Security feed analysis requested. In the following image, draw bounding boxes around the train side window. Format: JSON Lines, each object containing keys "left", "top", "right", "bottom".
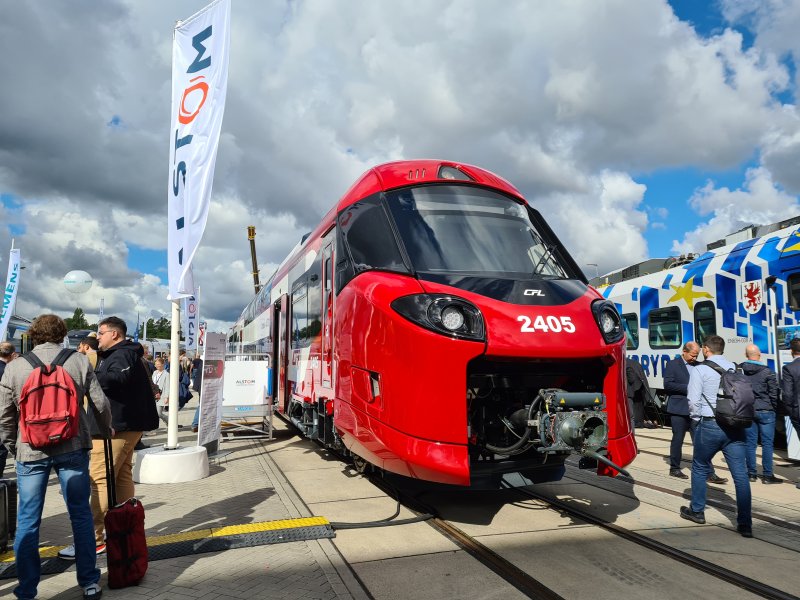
{"left": 788, "top": 274, "right": 800, "bottom": 311}
{"left": 339, "top": 198, "right": 409, "bottom": 276}
{"left": 292, "top": 283, "right": 308, "bottom": 349}
{"left": 622, "top": 313, "right": 638, "bottom": 350}
{"left": 693, "top": 301, "right": 716, "bottom": 346}
{"left": 648, "top": 307, "right": 681, "bottom": 349}
{"left": 307, "top": 255, "right": 322, "bottom": 342}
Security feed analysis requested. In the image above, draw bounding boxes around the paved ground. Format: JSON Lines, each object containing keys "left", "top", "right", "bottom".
{"left": 0, "top": 396, "right": 370, "bottom": 600}
{"left": 2, "top": 402, "right": 799, "bottom": 600}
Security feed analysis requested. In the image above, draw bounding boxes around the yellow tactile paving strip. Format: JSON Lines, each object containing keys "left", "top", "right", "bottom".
{"left": 0, "top": 516, "right": 331, "bottom": 563}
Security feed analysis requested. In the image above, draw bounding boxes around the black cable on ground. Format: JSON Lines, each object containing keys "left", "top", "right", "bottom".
{"left": 328, "top": 480, "right": 434, "bottom": 530}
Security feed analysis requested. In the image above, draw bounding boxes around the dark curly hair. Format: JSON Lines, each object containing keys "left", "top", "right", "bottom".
{"left": 29, "top": 314, "right": 68, "bottom": 345}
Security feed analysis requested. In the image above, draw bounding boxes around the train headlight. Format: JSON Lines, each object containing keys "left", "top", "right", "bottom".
{"left": 440, "top": 306, "right": 465, "bottom": 331}
{"left": 591, "top": 299, "right": 623, "bottom": 344}
{"left": 391, "top": 294, "right": 485, "bottom": 341}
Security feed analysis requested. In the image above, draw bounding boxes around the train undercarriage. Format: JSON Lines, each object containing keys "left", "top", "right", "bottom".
{"left": 282, "top": 355, "right": 629, "bottom": 486}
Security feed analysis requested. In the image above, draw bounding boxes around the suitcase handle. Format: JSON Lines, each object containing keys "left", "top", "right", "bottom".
{"left": 103, "top": 437, "right": 117, "bottom": 507}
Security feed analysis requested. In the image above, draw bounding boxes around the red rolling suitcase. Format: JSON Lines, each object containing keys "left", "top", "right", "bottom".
{"left": 103, "top": 438, "right": 148, "bottom": 588}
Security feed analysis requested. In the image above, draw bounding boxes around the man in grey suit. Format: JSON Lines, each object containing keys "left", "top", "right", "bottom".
{"left": 781, "top": 337, "right": 800, "bottom": 489}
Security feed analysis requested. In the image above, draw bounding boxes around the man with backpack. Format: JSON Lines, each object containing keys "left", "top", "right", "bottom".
{"left": 741, "top": 344, "right": 782, "bottom": 484}
{"left": 679, "top": 334, "right": 753, "bottom": 538}
{"left": 0, "top": 314, "right": 112, "bottom": 600}
{"left": 58, "top": 316, "right": 158, "bottom": 562}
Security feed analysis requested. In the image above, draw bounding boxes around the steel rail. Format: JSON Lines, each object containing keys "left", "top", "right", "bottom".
{"left": 368, "top": 474, "right": 566, "bottom": 600}
{"left": 512, "top": 485, "right": 800, "bottom": 600}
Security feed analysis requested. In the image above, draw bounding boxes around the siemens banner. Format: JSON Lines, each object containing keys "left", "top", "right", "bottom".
{"left": 167, "top": 0, "right": 230, "bottom": 299}
{"left": 0, "top": 248, "right": 20, "bottom": 342}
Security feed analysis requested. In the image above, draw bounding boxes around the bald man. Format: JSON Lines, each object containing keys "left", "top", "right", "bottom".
{"left": 740, "top": 344, "right": 782, "bottom": 484}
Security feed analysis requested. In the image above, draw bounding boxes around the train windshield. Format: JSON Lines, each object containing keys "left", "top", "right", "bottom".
{"left": 385, "top": 185, "right": 568, "bottom": 278}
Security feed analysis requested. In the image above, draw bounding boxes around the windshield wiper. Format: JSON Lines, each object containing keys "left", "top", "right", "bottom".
{"left": 532, "top": 244, "right": 557, "bottom": 275}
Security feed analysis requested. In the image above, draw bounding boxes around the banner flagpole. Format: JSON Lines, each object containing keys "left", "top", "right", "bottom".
{"left": 165, "top": 0, "right": 230, "bottom": 451}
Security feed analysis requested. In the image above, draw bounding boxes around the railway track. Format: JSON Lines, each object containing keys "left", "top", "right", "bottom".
{"left": 365, "top": 469, "right": 800, "bottom": 600}
{"left": 510, "top": 485, "right": 799, "bottom": 600}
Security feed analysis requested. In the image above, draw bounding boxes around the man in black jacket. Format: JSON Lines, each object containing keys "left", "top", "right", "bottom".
{"left": 59, "top": 316, "right": 159, "bottom": 560}
{"left": 626, "top": 358, "right": 653, "bottom": 428}
{"left": 663, "top": 342, "right": 699, "bottom": 478}
{"left": 782, "top": 338, "right": 800, "bottom": 489}
{"left": 741, "top": 344, "right": 781, "bottom": 484}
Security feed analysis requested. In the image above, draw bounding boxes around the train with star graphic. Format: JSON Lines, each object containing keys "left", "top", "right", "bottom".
{"left": 597, "top": 216, "right": 800, "bottom": 395}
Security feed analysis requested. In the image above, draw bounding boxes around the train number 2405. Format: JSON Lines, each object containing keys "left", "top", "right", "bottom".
{"left": 517, "top": 315, "right": 576, "bottom": 333}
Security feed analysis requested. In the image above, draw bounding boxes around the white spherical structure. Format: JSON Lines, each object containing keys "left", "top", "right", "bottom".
{"left": 63, "top": 270, "right": 93, "bottom": 294}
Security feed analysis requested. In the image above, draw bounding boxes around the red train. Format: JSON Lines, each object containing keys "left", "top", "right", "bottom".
{"left": 229, "top": 160, "right": 636, "bottom": 486}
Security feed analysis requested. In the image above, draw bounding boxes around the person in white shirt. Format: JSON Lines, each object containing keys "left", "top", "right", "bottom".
{"left": 679, "top": 335, "right": 752, "bottom": 538}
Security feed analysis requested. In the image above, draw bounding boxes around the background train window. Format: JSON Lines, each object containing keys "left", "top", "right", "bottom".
{"left": 648, "top": 307, "right": 681, "bottom": 349}
{"left": 306, "top": 256, "right": 322, "bottom": 342}
{"left": 292, "top": 283, "right": 309, "bottom": 348}
{"left": 622, "top": 313, "right": 638, "bottom": 350}
{"left": 788, "top": 273, "right": 800, "bottom": 310}
{"left": 693, "top": 301, "right": 716, "bottom": 345}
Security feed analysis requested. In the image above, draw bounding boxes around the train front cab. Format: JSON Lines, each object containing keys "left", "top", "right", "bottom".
{"left": 323, "top": 174, "right": 636, "bottom": 486}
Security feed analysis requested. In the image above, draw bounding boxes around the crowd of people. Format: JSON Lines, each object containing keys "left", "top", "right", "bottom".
{"left": 0, "top": 314, "right": 203, "bottom": 600}
{"left": 653, "top": 335, "right": 800, "bottom": 539}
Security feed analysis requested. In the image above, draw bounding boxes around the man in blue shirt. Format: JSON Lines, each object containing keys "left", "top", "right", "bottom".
{"left": 680, "top": 335, "right": 752, "bottom": 538}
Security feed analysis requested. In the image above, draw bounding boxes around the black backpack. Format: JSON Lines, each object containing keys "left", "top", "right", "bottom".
{"left": 701, "top": 361, "right": 755, "bottom": 428}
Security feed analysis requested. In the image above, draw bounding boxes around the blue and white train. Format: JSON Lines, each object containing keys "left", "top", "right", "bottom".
{"left": 597, "top": 216, "right": 800, "bottom": 394}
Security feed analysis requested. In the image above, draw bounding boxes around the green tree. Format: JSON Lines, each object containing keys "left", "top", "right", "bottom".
{"left": 139, "top": 317, "right": 178, "bottom": 339}
{"left": 65, "top": 308, "right": 92, "bottom": 331}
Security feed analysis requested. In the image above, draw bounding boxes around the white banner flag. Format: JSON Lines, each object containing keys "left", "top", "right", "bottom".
{"left": 167, "top": 0, "right": 230, "bottom": 300}
{"left": 184, "top": 294, "right": 198, "bottom": 352}
{"left": 0, "top": 248, "right": 20, "bottom": 342}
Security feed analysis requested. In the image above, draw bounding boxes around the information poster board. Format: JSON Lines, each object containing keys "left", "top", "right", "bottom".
{"left": 197, "top": 332, "right": 226, "bottom": 450}
{"left": 221, "top": 360, "right": 270, "bottom": 419}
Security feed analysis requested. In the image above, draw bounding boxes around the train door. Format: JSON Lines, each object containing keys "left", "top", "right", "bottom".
{"left": 321, "top": 239, "right": 335, "bottom": 390}
{"left": 274, "top": 293, "right": 291, "bottom": 413}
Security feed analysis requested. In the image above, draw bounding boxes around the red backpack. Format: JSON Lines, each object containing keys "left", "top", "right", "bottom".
{"left": 19, "top": 349, "right": 80, "bottom": 448}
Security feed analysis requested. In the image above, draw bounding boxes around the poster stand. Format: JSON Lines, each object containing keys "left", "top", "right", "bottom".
{"left": 219, "top": 354, "right": 274, "bottom": 442}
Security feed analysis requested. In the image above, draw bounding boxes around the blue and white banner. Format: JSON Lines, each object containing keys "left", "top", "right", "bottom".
{"left": 167, "top": 0, "right": 231, "bottom": 300}
{"left": 183, "top": 294, "right": 198, "bottom": 352}
{"left": 0, "top": 248, "right": 20, "bottom": 342}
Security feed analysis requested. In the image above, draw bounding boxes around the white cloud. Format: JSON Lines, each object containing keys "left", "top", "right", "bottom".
{"left": 672, "top": 166, "right": 800, "bottom": 254}
{"left": 1, "top": 0, "right": 799, "bottom": 333}
{"left": 538, "top": 170, "right": 650, "bottom": 274}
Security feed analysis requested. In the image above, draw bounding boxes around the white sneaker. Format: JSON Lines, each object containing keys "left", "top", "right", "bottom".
{"left": 57, "top": 543, "right": 107, "bottom": 560}
{"left": 83, "top": 582, "right": 103, "bottom": 599}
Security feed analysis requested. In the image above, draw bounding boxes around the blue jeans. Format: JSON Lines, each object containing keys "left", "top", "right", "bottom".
{"left": 690, "top": 419, "right": 751, "bottom": 527}
{"left": 745, "top": 410, "right": 776, "bottom": 477}
{"left": 14, "top": 449, "right": 99, "bottom": 599}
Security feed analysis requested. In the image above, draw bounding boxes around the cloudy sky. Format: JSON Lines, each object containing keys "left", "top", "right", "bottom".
{"left": 2, "top": 0, "right": 800, "bottom": 335}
